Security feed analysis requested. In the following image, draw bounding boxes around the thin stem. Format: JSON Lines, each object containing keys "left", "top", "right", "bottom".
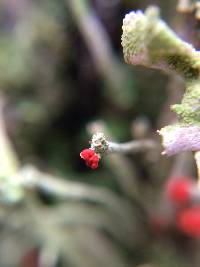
{"left": 66, "top": 0, "right": 133, "bottom": 107}
{"left": 90, "top": 131, "right": 157, "bottom": 156}
{"left": 108, "top": 140, "right": 156, "bottom": 154}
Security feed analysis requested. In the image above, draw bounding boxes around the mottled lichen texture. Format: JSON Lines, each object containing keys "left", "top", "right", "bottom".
{"left": 121, "top": 6, "right": 200, "bottom": 156}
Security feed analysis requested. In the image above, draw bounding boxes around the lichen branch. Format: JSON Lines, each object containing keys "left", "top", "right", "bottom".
{"left": 121, "top": 6, "right": 200, "bottom": 158}
{"left": 89, "top": 132, "right": 156, "bottom": 157}
{"left": 80, "top": 132, "right": 156, "bottom": 169}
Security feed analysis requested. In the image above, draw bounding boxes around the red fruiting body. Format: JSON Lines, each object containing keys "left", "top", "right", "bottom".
{"left": 86, "top": 154, "right": 99, "bottom": 169}
{"left": 165, "top": 176, "right": 194, "bottom": 204}
{"left": 80, "top": 149, "right": 95, "bottom": 160}
{"left": 177, "top": 206, "right": 200, "bottom": 238}
{"left": 80, "top": 149, "right": 99, "bottom": 169}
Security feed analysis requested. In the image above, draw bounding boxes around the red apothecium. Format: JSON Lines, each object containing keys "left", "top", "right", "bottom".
{"left": 80, "top": 149, "right": 99, "bottom": 170}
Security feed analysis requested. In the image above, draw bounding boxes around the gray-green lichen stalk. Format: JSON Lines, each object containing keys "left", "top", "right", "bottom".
{"left": 90, "top": 132, "right": 109, "bottom": 158}
{"left": 122, "top": 6, "right": 200, "bottom": 156}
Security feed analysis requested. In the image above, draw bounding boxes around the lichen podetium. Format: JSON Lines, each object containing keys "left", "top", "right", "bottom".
{"left": 122, "top": 6, "right": 200, "bottom": 183}
{"left": 122, "top": 7, "right": 200, "bottom": 155}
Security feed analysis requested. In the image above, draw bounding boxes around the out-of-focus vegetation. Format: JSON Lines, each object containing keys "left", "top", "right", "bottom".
{"left": 0, "top": 0, "right": 200, "bottom": 267}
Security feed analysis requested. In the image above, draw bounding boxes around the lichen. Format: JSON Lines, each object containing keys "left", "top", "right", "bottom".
{"left": 121, "top": 6, "right": 200, "bottom": 155}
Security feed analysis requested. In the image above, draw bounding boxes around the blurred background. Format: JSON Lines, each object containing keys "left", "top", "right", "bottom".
{"left": 0, "top": 0, "right": 200, "bottom": 266}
